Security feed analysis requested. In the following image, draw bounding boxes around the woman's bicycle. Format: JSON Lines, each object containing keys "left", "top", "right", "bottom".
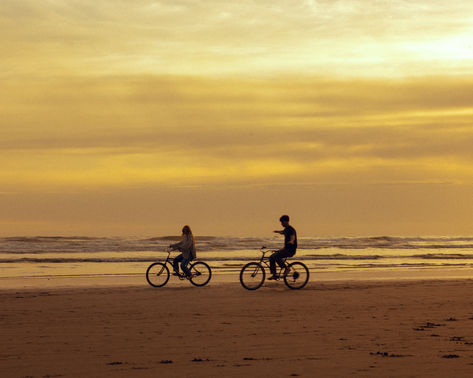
{"left": 240, "top": 246, "right": 309, "bottom": 290}
{"left": 146, "top": 249, "right": 212, "bottom": 288}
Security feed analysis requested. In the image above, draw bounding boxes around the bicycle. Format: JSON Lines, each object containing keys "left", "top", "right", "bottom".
{"left": 240, "top": 246, "right": 309, "bottom": 290}
{"left": 146, "top": 249, "right": 212, "bottom": 288}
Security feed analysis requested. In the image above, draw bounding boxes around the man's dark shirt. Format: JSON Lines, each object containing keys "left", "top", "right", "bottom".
{"left": 284, "top": 225, "right": 297, "bottom": 250}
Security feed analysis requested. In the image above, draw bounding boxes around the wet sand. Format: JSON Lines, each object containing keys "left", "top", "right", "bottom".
{"left": 2, "top": 279, "right": 473, "bottom": 377}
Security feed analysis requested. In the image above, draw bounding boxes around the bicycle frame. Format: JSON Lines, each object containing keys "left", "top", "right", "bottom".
{"left": 161, "top": 250, "right": 174, "bottom": 266}
{"left": 159, "top": 250, "right": 196, "bottom": 279}
{"left": 257, "top": 247, "right": 288, "bottom": 278}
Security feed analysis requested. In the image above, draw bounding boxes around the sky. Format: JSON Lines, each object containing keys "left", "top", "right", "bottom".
{"left": 1, "top": 0, "right": 473, "bottom": 237}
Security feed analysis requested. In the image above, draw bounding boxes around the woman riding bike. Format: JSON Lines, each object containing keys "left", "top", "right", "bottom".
{"left": 169, "top": 225, "right": 196, "bottom": 277}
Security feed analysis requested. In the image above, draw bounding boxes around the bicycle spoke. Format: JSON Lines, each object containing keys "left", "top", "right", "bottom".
{"left": 283, "top": 262, "right": 309, "bottom": 290}
{"left": 240, "top": 262, "right": 265, "bottom": 290}
{"left": 146, "top": 263, "right": 170, "bottom": 288}
{"left": 189, "top": 262, "right": 212, "bottom": 286}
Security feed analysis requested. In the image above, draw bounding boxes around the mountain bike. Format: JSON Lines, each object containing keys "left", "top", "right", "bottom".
{"left": 240, "top": 246, "right": 309, "bottom": 290}
{"left": 146, "top": 249, "right": 212, "bottom": 288}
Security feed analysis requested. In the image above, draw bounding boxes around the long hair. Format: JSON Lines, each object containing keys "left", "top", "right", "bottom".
{"left": 182, "top": 225, "right": 195, "bottom": 247}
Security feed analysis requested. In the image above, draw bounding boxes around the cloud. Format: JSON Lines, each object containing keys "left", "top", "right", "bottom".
{"left": 2, "top": 0, "right": 473, "bottom": 77}
{"left": 2, "top": 73, "right": 473, "bottom": 191}
{"left": 2, "top": 2, "right": 473, "bottom": 188}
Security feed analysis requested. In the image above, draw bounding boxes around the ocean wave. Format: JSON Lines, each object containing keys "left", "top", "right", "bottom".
{"left": 146, "top": 236, "right": 182, "bottom": 241}
{"left": 0, "top": 257, "right": 159, "bottom": 263}
{"left": 2, "top": 235, "right": 473, "bottom": 254}
{"left": 306, "top": 254, "right": 383, "bottom": 260}
{"left": 346, "top": 262, "right": 470, "bottom": 268}
{"left": 3, "top": 252, "right": 473, "bottom": 264}
{"left": 3, "top": 236, "right": 105, "bottom": 242}
{"left": 415, "top": 253, "right": 473, "bottom": 259}
{"left": 146, "top": 235, "right": 218, "bottom": 241}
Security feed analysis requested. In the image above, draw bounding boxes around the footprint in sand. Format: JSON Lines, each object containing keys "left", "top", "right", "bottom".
{"left": 413, "top": 322, "right": 445, "bottom": 331}
{"left": 442, "top": 354, "right": 460, "bottom": 359}
{"left": 370, "top": 351, "right": 411, "bottom": 358}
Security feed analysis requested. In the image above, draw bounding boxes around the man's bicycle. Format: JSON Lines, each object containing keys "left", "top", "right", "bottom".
{"left": 146, "top": 249, "right": 212, "bottom": 288}
{"left": 240, "top": 246, "right": 309, "bottom": 290}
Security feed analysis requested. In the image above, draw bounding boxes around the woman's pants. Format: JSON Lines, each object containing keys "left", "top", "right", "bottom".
{"left": 173, "top": 253, "right": 192, "bottom": 276}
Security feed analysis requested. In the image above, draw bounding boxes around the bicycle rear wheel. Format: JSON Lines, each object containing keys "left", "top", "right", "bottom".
{"left": 283, "top": 262, "right": 309, "bottom": 290}
{"left": 146, "top": 262, "right": 170, "bottom": 288}
{"left": 189, "top": 262, "right": 212, "bottom": 287}
{"left": 240, "top": 262, "right": 265, "bottom": 290}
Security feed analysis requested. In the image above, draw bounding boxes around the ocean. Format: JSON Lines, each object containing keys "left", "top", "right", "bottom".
{"left": 2, "top": 236, "right": 473, "bottom": 281}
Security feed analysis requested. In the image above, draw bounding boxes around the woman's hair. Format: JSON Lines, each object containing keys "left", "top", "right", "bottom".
{"left": 182, "top": 225, "right": 195, "bottom": 247}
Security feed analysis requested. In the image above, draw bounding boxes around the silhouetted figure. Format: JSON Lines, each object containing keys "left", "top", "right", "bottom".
{"left": 170, "top": 225, "right": 196, "bottom": 277}
{"left": 269, "top": 215, "right": 297, "bottom": 280}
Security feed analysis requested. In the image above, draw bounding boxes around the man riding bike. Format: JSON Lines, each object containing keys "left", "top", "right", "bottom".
{"left": 268, "top": 215, "right": 297, "bottom": 280}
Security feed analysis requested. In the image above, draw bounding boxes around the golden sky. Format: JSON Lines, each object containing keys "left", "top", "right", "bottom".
{"left": 1, "top": 0, "right": 473, "bottom": 236}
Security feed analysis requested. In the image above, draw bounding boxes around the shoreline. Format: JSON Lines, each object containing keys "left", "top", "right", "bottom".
{"left": 1, "top": 267, "right": 473, "bottom": 290}
{"left": 0, "top": 276, "right": 472, "bottom": 295}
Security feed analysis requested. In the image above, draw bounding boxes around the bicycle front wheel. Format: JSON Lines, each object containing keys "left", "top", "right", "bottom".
{"left": 240, "top": 262, "right": 265, "bottom": 290}
{"left": 283, "top": 262, "right": 309, "bottom": 290}
{"left": 146, "top": 262, "right": 170, "bottom": 288}
{"left": 189, "top": 262, "right": 212, "bottom": 287}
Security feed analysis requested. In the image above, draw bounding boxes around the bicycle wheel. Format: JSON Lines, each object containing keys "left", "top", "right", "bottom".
{"left": 283, "top": 262, "right": 309, "bottom": 290}
{"left": 146, "top": 262, "right": 170, "bottom": 288}
{"left": 189, "top": 262, "right": 212, "bottom": 287}
{"left": 240, "top": 262, "right": 265, "bottom": 290}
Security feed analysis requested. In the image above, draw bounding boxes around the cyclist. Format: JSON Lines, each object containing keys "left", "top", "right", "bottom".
{"left": 169, "top": 225, "right": 196, "bottom": 277}
{"left": 268, "top": 215, "right": 297, "bottom": 280}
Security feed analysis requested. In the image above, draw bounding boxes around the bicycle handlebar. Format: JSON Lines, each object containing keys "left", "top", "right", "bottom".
{"left": 260, "top": 246, "right": 277, "bottom": 255}
{"left": 165, "top": 247, "right": 175, "bottom": 254}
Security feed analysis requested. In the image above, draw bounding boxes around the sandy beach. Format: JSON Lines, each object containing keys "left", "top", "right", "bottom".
{"left": 1, "top": 278, "right": 473, "bottom": 377}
